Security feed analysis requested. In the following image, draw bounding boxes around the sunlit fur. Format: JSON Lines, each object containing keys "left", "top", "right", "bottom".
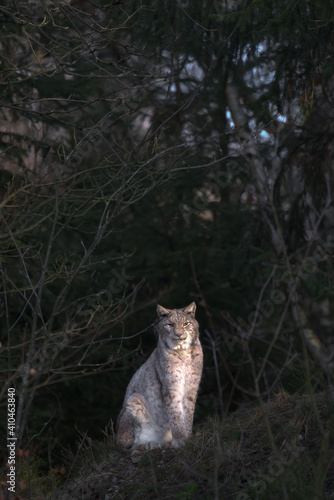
{"left": 116, "top": 302, "right": 203, "bottom": 451}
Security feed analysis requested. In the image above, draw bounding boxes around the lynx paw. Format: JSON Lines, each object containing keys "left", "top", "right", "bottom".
{"left": 145, "top": 441, "right": 162, "bottom": 450}
{"left": 170, "top": 438, "right": 185, "bottom": 448}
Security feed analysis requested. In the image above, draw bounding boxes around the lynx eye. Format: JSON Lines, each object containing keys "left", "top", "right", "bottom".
{"left": 166, "top": 323, "right": 174, "bottom": 328}
{"left": 183, "top": 322, "right": 190, "bottom": 326}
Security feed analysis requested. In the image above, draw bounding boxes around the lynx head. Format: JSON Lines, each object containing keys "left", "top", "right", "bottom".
{"left": 155, "top": 302, "right": 199, "bottom": 350}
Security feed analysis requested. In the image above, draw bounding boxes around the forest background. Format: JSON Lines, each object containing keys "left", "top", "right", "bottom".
{"left": 1, "top": 0, "right": 334, "bottom": 481}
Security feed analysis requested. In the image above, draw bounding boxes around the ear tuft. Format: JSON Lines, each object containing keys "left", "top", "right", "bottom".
{"left": 183, "top": 302, "right": 196, "bottom": 317}
{"left": 157, "top": 304, "right": 171, "bottom": 318}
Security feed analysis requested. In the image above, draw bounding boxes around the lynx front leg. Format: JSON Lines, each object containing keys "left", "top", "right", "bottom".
{"left": 163, "top": 391, "right": 188, "bottom": 447}
{"left": 183, "top": 381, "right": 201, "bottom": 436}
{"left": 183, "top": 348, "right": 203, "bottom": 437}
{"left": 182, "top": 395, "right": 195, "bottom": 436}
{"left": 164, "top": 375, "right": 201, "bottom": 446}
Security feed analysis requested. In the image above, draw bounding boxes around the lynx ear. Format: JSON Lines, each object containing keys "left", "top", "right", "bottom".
{"left": 183, "top": 302, "right": 196, "bottom": 317}
{"left": 157, "top": 304, "right": 171, "bottom": 318}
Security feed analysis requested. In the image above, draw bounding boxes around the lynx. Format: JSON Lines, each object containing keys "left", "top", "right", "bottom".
{"left": 116, "top": 302, "right": 203, "bottom": 450}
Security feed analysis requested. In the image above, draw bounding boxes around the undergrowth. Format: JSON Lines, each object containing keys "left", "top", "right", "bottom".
{"left": 2, "top": 391, "right": 334, "bottom": 500}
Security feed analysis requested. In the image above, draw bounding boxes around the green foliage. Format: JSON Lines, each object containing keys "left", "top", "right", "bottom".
{"left": 15, "top": 455, "right": 61, "bottom": 498}
{"left": 176, "top": 483, "right": 199, "bottom": 500}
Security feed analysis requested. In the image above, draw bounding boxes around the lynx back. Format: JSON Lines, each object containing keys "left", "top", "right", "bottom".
{"left": 116, "top": 302, "right": 203, "bottom": 450}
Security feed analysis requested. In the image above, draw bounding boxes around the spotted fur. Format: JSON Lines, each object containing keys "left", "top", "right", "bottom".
{"left": 116, "top": 302, "right": 203, "bottom": 450}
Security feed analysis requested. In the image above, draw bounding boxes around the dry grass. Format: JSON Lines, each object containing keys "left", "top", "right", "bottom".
{"left": 3, "top": 391, "right": 334, "bottom": 500}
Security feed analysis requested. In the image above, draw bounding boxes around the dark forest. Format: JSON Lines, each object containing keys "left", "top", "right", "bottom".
{"left": 1, "top": 1, "right": 334, "bottom": 498}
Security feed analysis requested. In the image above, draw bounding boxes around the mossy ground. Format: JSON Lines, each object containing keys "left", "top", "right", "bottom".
{"left": 2, "top": 391, "right": 334, "bottom": 500}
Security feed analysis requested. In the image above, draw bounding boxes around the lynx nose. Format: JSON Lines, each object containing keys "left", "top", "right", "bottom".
{"left": 174, "top": 330, "right": 185, "bottom": 338}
